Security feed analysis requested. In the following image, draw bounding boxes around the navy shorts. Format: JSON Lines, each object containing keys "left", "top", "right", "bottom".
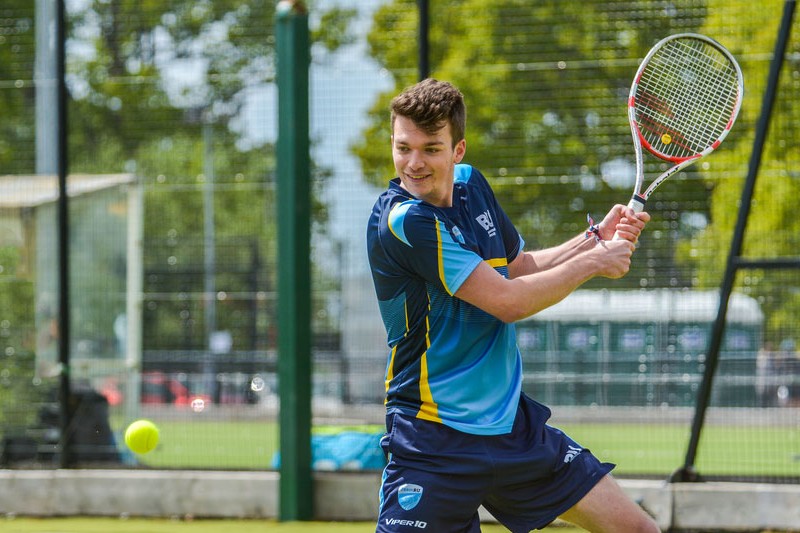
{"left": 376, "top": 394, "right": 614, "bottom": 533}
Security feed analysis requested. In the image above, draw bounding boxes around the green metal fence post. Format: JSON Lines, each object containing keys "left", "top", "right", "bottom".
{"left": 275, "top": 0, "right": 312, "bottom": 521}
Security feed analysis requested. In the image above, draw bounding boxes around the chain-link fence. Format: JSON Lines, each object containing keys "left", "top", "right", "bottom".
{"left": 0, "top": 0, "right": 798, "bottom": 484}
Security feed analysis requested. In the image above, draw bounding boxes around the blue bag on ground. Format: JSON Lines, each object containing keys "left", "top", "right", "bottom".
{"left": 272, "top": 431, "right": 386, "bottom": 471}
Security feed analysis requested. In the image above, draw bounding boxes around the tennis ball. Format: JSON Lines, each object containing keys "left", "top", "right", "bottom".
{"left": 125, "top": 419, "right": 160, "bottom": 454}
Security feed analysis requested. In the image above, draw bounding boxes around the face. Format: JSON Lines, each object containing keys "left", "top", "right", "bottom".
{"left": 391, "top": 115, "right": 466, "bottom": 207}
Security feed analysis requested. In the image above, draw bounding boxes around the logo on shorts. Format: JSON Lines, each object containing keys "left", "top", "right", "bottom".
{"left": 563, "top": 444, "right": 583, "bottom": 463}
{"left": 397, "top": 483, "right": 423, "bottom": 510}
{"left": 384, "top": 518, "right": 428, "bottom": 529}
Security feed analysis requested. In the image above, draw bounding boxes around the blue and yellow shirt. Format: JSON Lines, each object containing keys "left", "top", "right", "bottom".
{"left": 367, "top": 164, "right": 524, "bottom": 435}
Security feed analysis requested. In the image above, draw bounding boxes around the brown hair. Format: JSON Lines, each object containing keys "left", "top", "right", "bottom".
{"left": 390, "top": 78, "right": 466, "bottom": 147}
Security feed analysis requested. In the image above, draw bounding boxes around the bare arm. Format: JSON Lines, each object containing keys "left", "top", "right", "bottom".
{"left": 509, "top": 205, "right": 650, "bottom": 279}
{"left": 456, "top": 238, "right": 635, "bottom": 323}
{"left": 509, "top": 233, "right": 594, "bottom": 279}
{"left": 457, "top": 205, "right": 650, "bottom": 323}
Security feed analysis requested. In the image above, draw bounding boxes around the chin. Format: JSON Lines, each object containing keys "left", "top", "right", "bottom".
{"left": 401, "top": 178, "right": 428, "bottom": 192}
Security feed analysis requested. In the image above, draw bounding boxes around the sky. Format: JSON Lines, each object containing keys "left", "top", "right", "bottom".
{"left": 241, "top": 0, "right": 393, "bottom": 278}
{"left": 60, "top": 0, "right": 394, "bottom": 278}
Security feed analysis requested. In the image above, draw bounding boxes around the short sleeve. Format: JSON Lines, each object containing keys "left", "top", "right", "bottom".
{"left": 384, "top": 200, "right": 482, "bottom": 295}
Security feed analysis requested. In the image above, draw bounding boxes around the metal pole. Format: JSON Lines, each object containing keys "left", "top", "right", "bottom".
{"left": 35, "top": 0, "right": 58, "bottom": 174}
{"left": 418, "top": 0, "right": 429, "bottom": 80}
{"left": 202, "top": 120, "right": 217, "bottom": 398}
{"left": 55, "top": 0, "right": 73, "bottom": 468}
{"left": 276, "top": 0, "right": 313, "bottom": 520}
{"left": 124, "top": 179, "right": 144, "bottom": 423}
{"left": 671, "top": 0, "right": 796, "bottom": 483}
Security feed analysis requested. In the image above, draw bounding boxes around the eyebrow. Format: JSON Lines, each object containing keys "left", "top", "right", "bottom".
{"left": 393, "top": 139, "right": 446, "bottom": 147}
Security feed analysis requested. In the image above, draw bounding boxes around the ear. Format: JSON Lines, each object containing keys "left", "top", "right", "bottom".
{"left": 453, "top": 138, "right": 466, "bottom": 163}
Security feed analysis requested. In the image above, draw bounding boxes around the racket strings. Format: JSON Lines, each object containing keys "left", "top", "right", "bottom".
{"left": 634, "top": 37, "right": 740, "bottom": 159}
{"left": 670, "top": 40, "right": 739, "bottom": 148}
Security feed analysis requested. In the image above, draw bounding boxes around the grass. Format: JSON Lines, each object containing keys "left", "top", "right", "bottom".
{"left": 559, "top": 422, "right": 800, "bottom": 477}
{"left": 124, "top": 417, "right": 800, "bottom": 478}
{"left": 134, "top": 420, "right": 280, "bottom": 469}
{"left": 7, "top": 414, "right": 794, "bottom": 533}
{"left": 2, "top": 517, "right": 795, "bottom": 533}
{"left": 0, "top": 517, "right": 582, "bottom": 532}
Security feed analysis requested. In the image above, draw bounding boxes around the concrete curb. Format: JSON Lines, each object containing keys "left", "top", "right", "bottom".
{"left": 1, "top": 470, "right": 798, "bottom": 530}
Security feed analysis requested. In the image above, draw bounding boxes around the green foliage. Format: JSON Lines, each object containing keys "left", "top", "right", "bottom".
{"left": 0, "top": 246, "right": 43, "bottom": 430}
{"left": 675, "top": 0, "right": 800, "bottom": 342}
{"left": 60, "top": 1, "right": 354, "bottom": 351}
{"left": 314, "top": 7, "right": 359, "bottom": 51}
{"left": 355, "top": 0, "right": 800, "bottom": 338}
{"left": 0, "top": 1, "right": 35, "bottom": 175}
{"left": 134, "top": 131, "right": 278, "bottom": 350}
{"left": 354, "top": 0, "right": 713, "bottom": 288}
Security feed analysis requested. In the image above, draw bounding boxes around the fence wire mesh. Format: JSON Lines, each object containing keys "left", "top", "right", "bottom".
{"left": 0, "top": 0, "right": 798, "bottom": 483}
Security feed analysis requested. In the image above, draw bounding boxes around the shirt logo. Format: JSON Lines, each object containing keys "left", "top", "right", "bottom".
{"left": 451, "top": 225, "right": 465, "bottom": 244}
{"left": 397, "top": 483, "right": 424, "bottom": 510}
{"left": 475, "top": 210, "right": 496, "bottom": 237}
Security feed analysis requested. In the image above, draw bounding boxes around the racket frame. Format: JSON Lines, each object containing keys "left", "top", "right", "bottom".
{"left": 626, "top": 33, "right": 744, "bottom": 213}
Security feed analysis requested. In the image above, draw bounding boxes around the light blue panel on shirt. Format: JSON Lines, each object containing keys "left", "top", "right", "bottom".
{"left": 454, "top": 163, "right": 473, "bottom": 184}
{"left": 387, "top": 200, "right": 421, "bottom": 247}
{"left": 378, "top": 293, "right": 407, "bottom": 346}
{"left": 435, "top": 217, "right": 482, "bottom": 296}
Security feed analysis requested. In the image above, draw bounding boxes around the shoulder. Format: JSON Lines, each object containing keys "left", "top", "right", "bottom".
{"left": 454, "top": 163, "right": 478, "bottom": 184}
{"left": 386, "top": 198, "right": 425, "bottom": 247}
{"left": 454, "top": 164, "right": 496, "bottom": 201}
{"left": 371, "top": 187, "right": 437, "bottom": 247}
{"left": 454, "top": 163, "right": 491, "bottom": 187}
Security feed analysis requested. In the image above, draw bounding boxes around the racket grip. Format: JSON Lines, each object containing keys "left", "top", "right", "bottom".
{"left": 612, "top": 194, "right": 647, "bottom": 240}
{"left": 627, "top": 194, "right": 647, "bottom": 214}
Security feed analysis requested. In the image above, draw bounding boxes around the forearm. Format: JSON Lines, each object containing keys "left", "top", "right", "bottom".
{"left": 459, "top": 235, "right": 635, "bottom": 323}
{"left": 512, "top": 232, "right": 593, "bottom": 278}
{"left": 516, "top": 206, "right": 650, "bottom": 278}
{"left": 504, "top": 255, "right": 601, "bottom": 319}
{"left": 457, "top": 248, "right": 602, "bottom": 323}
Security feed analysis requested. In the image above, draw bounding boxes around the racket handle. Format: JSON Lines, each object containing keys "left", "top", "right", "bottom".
{"left": 627, "top": 194, "right": 647, "bottom": 214}
{"left": 612, "top": 194, "right": 647, "bottom": 240}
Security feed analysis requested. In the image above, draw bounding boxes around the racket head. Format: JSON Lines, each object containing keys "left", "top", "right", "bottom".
{"left": 629, "top": 33, "right": 744, "bottom": 165}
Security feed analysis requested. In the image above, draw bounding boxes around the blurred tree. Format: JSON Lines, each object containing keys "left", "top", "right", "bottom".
{"left": 676, "top": 1, "right": 800, "bottom": 342}
{"left": 61, "top": 0, "right": 355, "bottom": 349}
{"left": 354, "top": 0, "right": 713, "bottom": 289}
{"left": 0, "top": 1, "right": 35, "bottom": 175}
{"left": 0, "top": 2, "right": 45, "bottom": 438}
{"left": 0, "top": 246, "right": 40, "bottom": 432}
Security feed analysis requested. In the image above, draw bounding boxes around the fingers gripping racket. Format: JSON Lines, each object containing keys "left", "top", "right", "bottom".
{"left": 623, "top": 33, "right": 744, "bottom": 216}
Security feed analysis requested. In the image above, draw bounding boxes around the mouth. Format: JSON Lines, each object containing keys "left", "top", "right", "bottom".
{"left": 405, "top": 173, "right": 430, "bottom": 181}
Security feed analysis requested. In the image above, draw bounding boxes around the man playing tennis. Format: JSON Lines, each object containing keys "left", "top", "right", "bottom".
{"left": 367, "top": 79, "right": 660, "bottom": 533}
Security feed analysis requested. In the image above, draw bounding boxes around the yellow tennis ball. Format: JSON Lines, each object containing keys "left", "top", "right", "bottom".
{"left": 661, "top": 133, "right": 672, "bottom": 145}
{"left": 125, "top": 420, "right": 160, "bottom": 454}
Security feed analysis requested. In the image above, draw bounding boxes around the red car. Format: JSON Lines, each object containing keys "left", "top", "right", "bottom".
{"left": 141, "top": 371, "right": 212, "bottom": 410}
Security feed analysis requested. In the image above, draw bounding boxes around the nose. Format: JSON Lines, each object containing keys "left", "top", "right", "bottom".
{"left": 407, "top": 150, "right": 424, "bottom": 171}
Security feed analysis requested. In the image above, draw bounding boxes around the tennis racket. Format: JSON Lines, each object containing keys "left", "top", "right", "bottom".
{"left": 617, "top": 33, "right": 743, "bottom": 228}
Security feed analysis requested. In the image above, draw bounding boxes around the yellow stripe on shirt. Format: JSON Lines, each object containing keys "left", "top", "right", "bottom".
{"left": 384, "top": 344, "right": 396, "bottom": 406}
{"left": 416, "top": 301, "right": 441, "bottom": 423}
{"left": 486, "top": 257, "right": 508, "bottom": 269}
{"left": 434, "top": 217, "right": 454, "bottom": 296}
